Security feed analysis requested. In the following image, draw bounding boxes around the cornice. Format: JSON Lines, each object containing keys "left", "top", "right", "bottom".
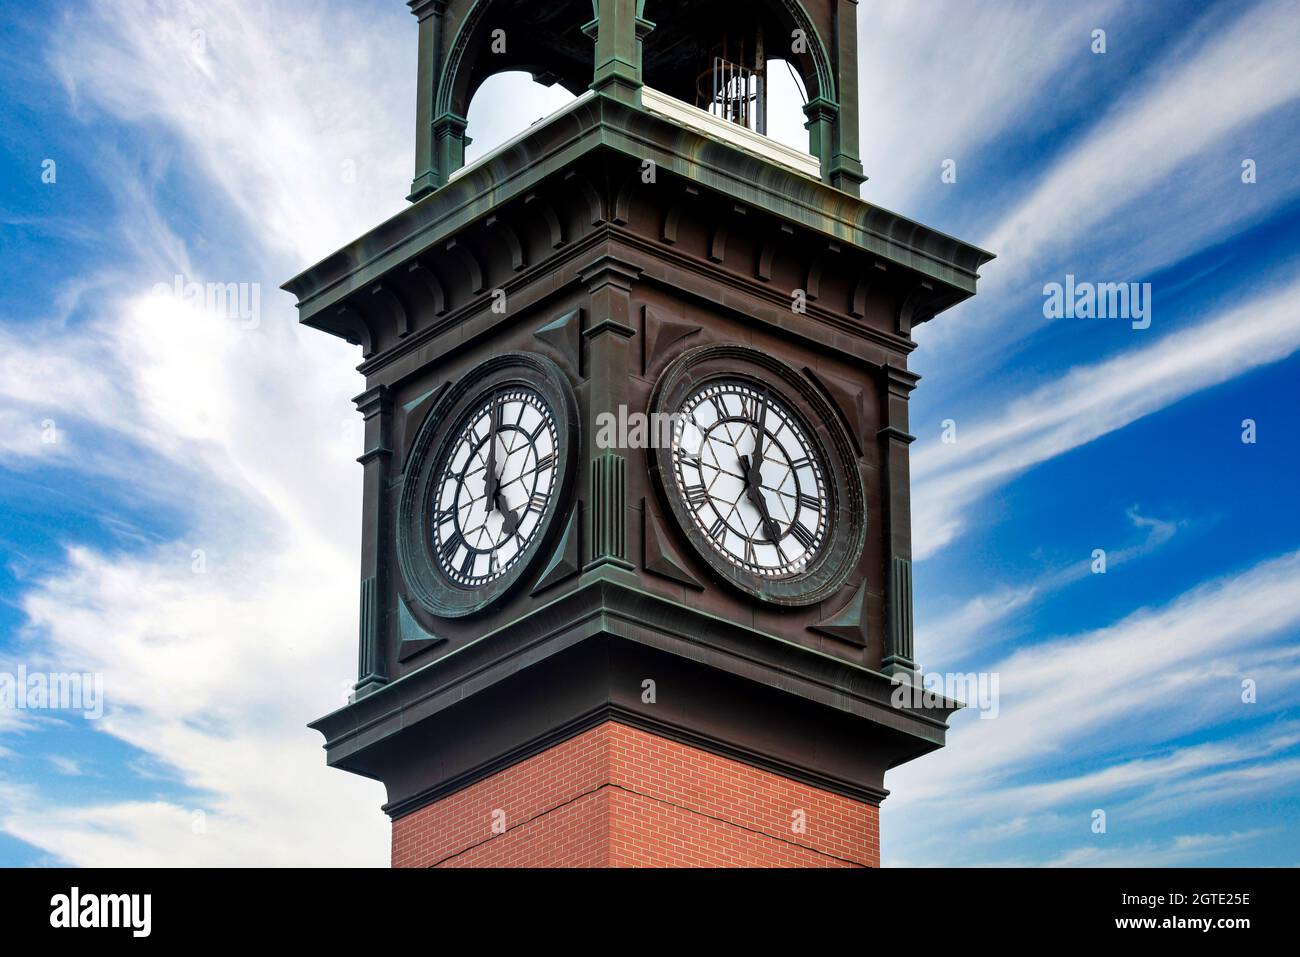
{"left": 282, "top": 94, "right": 993, "bottom": 332}
{"left": 310, "top": 577, "right": 957, "bottom": 765}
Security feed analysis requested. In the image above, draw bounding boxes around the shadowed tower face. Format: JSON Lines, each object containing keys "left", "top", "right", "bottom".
{"left": 286, "top": 0, "right": 992, "bottom": 868}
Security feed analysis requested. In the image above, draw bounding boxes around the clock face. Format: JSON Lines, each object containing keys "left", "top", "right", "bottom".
{"left": 431, "top": 387, "right": 558, "bottom": 587}
{"left": 672, "top": 380, "right": 828, "bottom": 578}
{"left": 651, "top": 346, "right": 866, "bottom": 607}
{"left": 397, "top": 353, "right": 577, "bottom": 618}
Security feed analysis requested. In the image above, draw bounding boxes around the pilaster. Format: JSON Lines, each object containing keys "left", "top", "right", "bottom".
{"left": 877, "top": 364, "right": 919, "bottom": 684}
{"left": 579, "top": 254, "right": 641, "bottom": 572}
{"left": 354, "top": 384, "right": 394, "bottom": 697}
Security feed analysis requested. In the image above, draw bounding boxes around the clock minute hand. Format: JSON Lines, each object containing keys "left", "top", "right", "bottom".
{"left": 485, "top": 402, "right": 523, "bottom": 535}
{"left": 751, "top": 388, "right": 769, "bottom": 474}
{"left": 484, "top": 399, "right": 501, "bottom": 506}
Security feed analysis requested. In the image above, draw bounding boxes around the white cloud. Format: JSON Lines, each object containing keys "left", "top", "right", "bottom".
{"left": 921, "top": 586, "right": 1037, "bottom": 666}
{"left": 48, "top": 0, "right": 414, "bottom": 266}
{"left": 935, "top": 549, "right": 1300, "bottom": 786}
{"left": 463, "top": 72, "right": 577, "bottom": 165}
{"left": 46, "top": 756, "right": 88, "bottom": 777}
{"left": 886, "top": 549, "right": 1300, "bottom": 865}
{"left": 1, "top": 0, "right": 603, "bottom": 868}
{"left": 857, "top": 0, "right": 1128, "bottom": 212}
{"left": 904, "top": 0, "right": 1300, "bottom": 382}
{"left": 911, "top": 276, "right": 1300, "bottom": 558}
{"left": 0, "top": 410, "right": 69, "bottom": 464}
{"left": 921, "top": 506, "right": 1180, "bottom": 665}
{"left": 2, "top": 542, "right": 387, "bottom": 866}
{"left": 1040, "top": 829, "right": 1271, "bottom": 868}
{"left": 979, "top": 0, "right": 1300, "bottom": 288}
{"left": 0, "top": 0, "right": 431, "bottom": 865}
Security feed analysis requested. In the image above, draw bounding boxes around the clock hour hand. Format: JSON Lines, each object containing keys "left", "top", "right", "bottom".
{"left": 739, "top": 453, "right": 782, "bottom": 545}
{"left": 495, "top": 489, "right": 520, "bottom": 536}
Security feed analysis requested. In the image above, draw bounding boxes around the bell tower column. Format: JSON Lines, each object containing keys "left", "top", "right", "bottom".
{"left": 585, "top": 0, "right": 655, "bottom": 106}
{"left": 408, "top": 0, "right": 446, "bottom": 201}
{"left": 829, "top": 0, "right": 866, "bottom": 193}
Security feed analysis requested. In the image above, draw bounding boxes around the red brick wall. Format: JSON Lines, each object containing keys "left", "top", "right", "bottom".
{"left": 391, "top": 721, "right": 879, "bottom": 868}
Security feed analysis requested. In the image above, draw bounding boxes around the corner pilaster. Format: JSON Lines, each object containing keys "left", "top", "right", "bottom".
{"left": 877, "top": 364, "right": 919, "bottom": 684}
{"left": 580, "top": 254, "right": 641, "bottom": 572}
{"left": 354, "top": 384, "right": 394, "bottom": 697}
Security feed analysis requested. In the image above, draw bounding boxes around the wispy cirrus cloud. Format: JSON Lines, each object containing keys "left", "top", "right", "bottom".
{"left": 857, "top": 0, "right": 1129, "bottom": 213}
{"left": 889, "top": 548, "right": 1300, "bottom": 865}
{"left": 1040, "top": 829, "right": 1273, "bottom": 868}
{"left": 976, "top": 0, "right": 1300, "bottom": 291}
{"left": 911, "top": 274, "right": 1300, "bottom": 559}
{"left": 922, "top": 507, "right": 1179, "bottom": 664}
{"left": 0, "top": 0, "right": 426, "bottom": 865}
{"left": 906, "top": 0, "right": 1300, "bottom": 391}
{"left": 919, "top": 548, "right": 1300, "bottom": 792}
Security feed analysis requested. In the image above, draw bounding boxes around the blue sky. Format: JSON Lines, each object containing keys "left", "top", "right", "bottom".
{"left": 0, "top": 0, "right": 1297, "bottom": 866}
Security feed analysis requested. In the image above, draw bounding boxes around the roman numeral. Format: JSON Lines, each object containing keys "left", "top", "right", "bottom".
{"left": 534, "top": 452, "right": 555, "bottom": 472}
{"left": 789, "top": 522, "right": 816, "bottom": 550}
{"left": 685, "top": 485, "right": 709, "bottom": 508}
{"left": 439, "top": 534, "right": 462, "bottom": 565}
{"left": 798, "top": 492, "right": 821, "bottom": 511}
{"left": 460, "top": 550, "right": 476, "bottom": 577}
{"left": 707, "top": 517, "right": 727, "bottom": 542}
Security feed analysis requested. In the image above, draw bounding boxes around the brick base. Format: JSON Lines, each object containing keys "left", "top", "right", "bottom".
{"left": 391, "top": 721, "right": 879, "bottom": 867}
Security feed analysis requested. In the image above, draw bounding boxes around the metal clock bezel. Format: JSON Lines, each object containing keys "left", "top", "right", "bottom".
{"left": 649, "top": 344, "right": 866, "bottom": 607}
{"left": 397, "top": 352, "right": 578, "bottom": 618}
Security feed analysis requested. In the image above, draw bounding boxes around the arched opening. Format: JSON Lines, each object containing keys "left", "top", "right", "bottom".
{"left": 436, "top": 0, "right": 592, "bottom": 122}
{"left": 463, "top": 72, "right": 578, "bottom": 166}
{"left": 764, "top": 58, "right": 810, "bottom": 154}
{"left": 641, "top": 0, "right": 830, "bottom": 152}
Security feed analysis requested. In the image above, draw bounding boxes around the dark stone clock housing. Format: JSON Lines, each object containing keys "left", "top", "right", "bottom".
{"left": 289, "top": 0, "right": 993, "bottom": 865}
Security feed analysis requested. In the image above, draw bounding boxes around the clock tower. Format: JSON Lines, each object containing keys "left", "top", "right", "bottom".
{"left": 289, "top": 0, "right": 992, "bottom": 867}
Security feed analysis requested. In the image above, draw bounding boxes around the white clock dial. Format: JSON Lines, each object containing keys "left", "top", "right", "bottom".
{"left": 671, "top": 380, "right": 828, "bottom": 578}
{"left": 432, "top": 387, "right": 558, "bottom": 586}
